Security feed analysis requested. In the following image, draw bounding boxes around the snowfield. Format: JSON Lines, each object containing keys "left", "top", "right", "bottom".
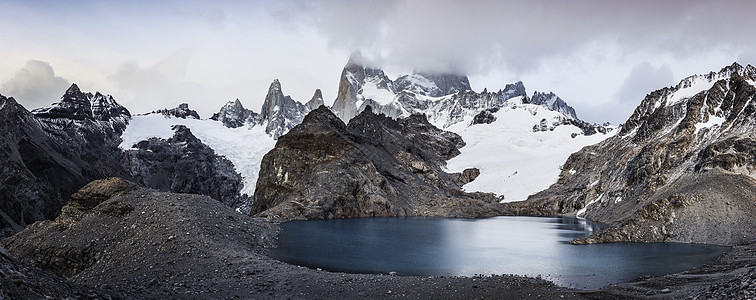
{"left": 119, "top": 114, "right": 276, "bottom": 197}
{"left": 444, "top": 102, "right": 615, "bottom": 202}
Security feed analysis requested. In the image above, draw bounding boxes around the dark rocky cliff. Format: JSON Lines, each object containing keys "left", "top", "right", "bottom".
{"left": 251, "top": 106, "right": 505, "bottom": 220}
{"left": 0, "top": 86, "right": 131, "bottom": 238}
{"left": 507, "top": 63, "right": 756, "bottom": 245}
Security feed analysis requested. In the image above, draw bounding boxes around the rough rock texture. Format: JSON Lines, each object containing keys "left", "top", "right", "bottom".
{"left": 121, "top": 125, "right": 248, "bottom": 210}
{"left": 0, "top": 245, "right": 123, "bottom": 299}
{"left": 509, "top": 63, "right": 756, "bottom": 245}
{"left": 332, "top": 51, "right": 396, "bottom": 122}
{"left": 251, "top": 106, "right": 507, "bottom": 220}
{"left": 329, "top": 55, "right": 610, "bottom": 138}
{"left": 471, "top": 108, "right": 499, "bottom": 125}
{"left": 261, "top": 79, "right": 313, "bottom": 139}
{"left": 306, "top": 89, "right": 325, "bottom": 111}
{"left": 149, "top": 103, "right": 200, "bottom": 119}
{"left": 210, "top": 99, "right": 261, "bottom": 128}
{"left": 528, "top": 91, "right": 578, "bottom": 120}
{"left": 210, "top": 82, "right": 320, "bottom": 139}
{"left": 0, "top": 86, "right": 131, "bottom": 238}
{"left": 394, "top": 72, "right": 471, "bottom": 97}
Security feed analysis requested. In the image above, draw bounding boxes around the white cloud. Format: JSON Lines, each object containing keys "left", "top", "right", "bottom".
{"left": 0, "top": 60, "right": 70, "bottom": 109}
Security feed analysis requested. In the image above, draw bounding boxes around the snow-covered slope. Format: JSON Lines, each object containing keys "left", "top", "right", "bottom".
{"left": 444, "top": 99, "right": 616, "bottom": 202}
{"left": 120, "top": 114, "right": 275, "bottom": 197}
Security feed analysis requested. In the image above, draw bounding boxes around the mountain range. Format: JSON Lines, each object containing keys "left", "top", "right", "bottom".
{"left": 2, "top": 57, "right": 756, "bottom": 298}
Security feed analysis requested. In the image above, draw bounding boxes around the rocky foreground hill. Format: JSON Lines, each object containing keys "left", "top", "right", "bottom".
{"left": 508, "top": 63, "right": 756, "bottom": 246}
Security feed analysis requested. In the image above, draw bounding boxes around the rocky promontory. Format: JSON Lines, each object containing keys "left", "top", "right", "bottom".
{"left": 508, "top": 63, "right": 756, "bottom": 246}
{"left": 251, "top": 105, "right": 506, "bottom": 220}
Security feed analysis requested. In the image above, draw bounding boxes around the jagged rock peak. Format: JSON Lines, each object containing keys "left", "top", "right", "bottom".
{"left": 32, "top": 83, "right": 131, "bottom": 124}
{"left": 528, "top": 91, "right": 578, "bottom": 120}
{"left": 261, "top": 79, "right": 285, "bottom": 120}
{"left": 211, "top": 99, "right": 261, "bottom": 129}
{"left": 415, "top": 72, "right": 472, "bottom": 96}
{"left": 621, "top": 61, "right": 756, "bottom": 139}
{"left": 65, "top": 83, "right": 82, "bottom": 96}
{"left": 306, "top": 89, "right": 325, "bottom": 110}
{"left": 259, "top": 79, "right": 314, "bottom": 139}
{"left": 151, "top": 103, "right": 200, "bottom": 119}
{"left": 499, "top": 81, "right": 528, "bottom": 101}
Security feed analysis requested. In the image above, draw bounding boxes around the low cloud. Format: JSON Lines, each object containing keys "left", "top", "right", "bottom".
{"left": 278, "top": 0, "right": 756, "bottom": 76}
{"left": 1, "top": 60, "right": 70, "bottom": 109}
{"left": 616, "top": 62, "right": 674, "bottom": 105}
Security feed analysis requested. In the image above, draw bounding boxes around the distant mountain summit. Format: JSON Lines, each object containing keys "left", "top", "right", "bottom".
{"left": 528, "top": 91, "right": 578, "bottom": 120}
{"left": 210, "top": 99, "right": 261, "bottom": 128}
{"left": 210, "top": 79, "right": 320, "bottom": 139}
{"left": 148, "top": 103, "right": 201, "bottom": 119}
{"left": 328, "top": 52, "right": 596, "bottom": 134}
{"left": 32, "top": 83, "right": 130, "bottom": 130}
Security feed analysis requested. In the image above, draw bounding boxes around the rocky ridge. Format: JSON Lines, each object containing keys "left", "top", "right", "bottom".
{"left": 251, "top": 106, "right": 506, "bottom": 220}
{"left": 509, "top": 62, "right": 756, "bottom": 245}
{"left": 210, "top": 80, "right": 322, "bottom": 139}
{"left": 328, "top": 53, "right": 607, "bottom": 136}
{"left": 0, "top": 85, "right": 132, "bottom": 238}
{"left": 148, "top": 103, "right": 200, "bottom": 119}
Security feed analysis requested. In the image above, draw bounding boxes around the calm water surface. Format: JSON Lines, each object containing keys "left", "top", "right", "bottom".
{"left": 271, "top": 217, "right": 728, "bottom": 289}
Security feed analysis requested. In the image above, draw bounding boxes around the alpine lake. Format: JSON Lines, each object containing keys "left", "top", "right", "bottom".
{"left": 271, "top": 216, "right": 728, "bottom": 289}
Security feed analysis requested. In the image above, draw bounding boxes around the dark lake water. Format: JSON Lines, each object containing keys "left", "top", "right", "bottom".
{"left": 271, "top": 216, "right": 729, "bottom": 289}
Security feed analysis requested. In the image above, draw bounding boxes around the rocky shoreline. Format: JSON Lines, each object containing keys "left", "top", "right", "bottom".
{"left": 0, "top": 178, "right": 753, "bottom": 299}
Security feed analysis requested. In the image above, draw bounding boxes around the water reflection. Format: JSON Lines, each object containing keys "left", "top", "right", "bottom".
{"left": 272, "top": 217, "right": 728, "bottom": 289}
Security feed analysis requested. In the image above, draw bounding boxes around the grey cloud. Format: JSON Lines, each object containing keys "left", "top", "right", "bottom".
{"left": 285, "top": 0, "right": 756, "bottom": 75}
{"left": 616, "top": 62, "right": 674, "bottom": 105}
{"left": 0, "top": 60, "right": 70, "bottom": 109}
{"left": 109, "top": 47, "right": 215, "bottom": 115}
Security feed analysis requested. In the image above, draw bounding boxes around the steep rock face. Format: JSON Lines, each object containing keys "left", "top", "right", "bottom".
{"left": 210, "top": 82, "right": 319, "bottom": 139}
{"left": 121, "top": 125, "right": 247, "bottom": 210}
{"left": 0, "top": 86, "right": 131, "bottom": 238}
{"left": 332, "top": 52, "right": 395, "bottom": 122}
{"left": 149, "top": 103, "right": 200, "bottom": 119}
{"left": 416, "top": 72, "right": 471, "bottom": 96}
{"left": 210, "top": 99, "right": 261, "bottom": 128}
{"left": 328, "top": 56, "right": 608, "bottom": 138}
{"left": 251, "top": 106, "right": 506, "bottom": 220}
{"left": 261, "top": 79, "right": 311, "bottom": 139}
{"left": 510, "top": 63, "right": 756, "bottom": 245}
{"left": 306, "top": 89, "right": 325, "bottom": 111}
{"left": 498, "top": 81, "right": 528, "bottom": 101}
{"left": 528, "top": 91, "right": 578, "bottom": 120}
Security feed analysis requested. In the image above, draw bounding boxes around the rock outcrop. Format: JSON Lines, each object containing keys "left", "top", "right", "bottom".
{"left": 509, "top": 63, "right": 756, "bottom": 245}
{"left": 210, "top": 99, "right": 261, "bottom": 128}
{"left": 251, "top": 106, "right": 506, "bottom": 220}
{"left": 121, "top": 125, "right": 248, "bottom": 210}
{"left": 528, "top": 91, "right": 578, "bottom": 120}
{"left": 261, "top": 79, "right": 312, "bottom": 139}
{"left": 149, "top": 103, "right": 200, "bottom": 119}
{"left": 210, "top": 81, "right": 321, "bottom": 139}
{"left": 0, "top": 85, "right": 131, "bottom": 238}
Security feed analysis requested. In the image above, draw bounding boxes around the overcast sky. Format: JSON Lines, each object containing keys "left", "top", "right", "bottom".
{"left": 1, "top": 0, "right": 755, "bottom": 124}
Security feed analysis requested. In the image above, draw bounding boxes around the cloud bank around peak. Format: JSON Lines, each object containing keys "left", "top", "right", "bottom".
{"left": 1, "top": 60, "right": 70, "bottom": 109}
{"left": 290, "top": 0, "right": 756, "bottom": 75}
